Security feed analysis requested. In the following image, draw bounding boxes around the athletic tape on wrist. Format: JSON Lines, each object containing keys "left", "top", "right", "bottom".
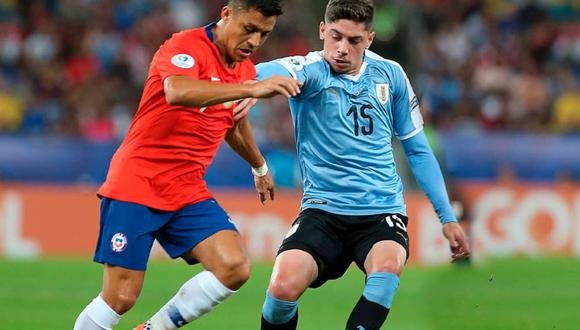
{"left": 252, "top": 163, "right": 268, "bottom": 177}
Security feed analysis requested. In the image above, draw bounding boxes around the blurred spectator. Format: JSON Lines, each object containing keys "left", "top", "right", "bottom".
{"left": 1, "top": 0, "right": 579, "bottom": 139}
{"left": 552, "top": 68, "right": 580, "bottom": 132}
{"left": 411, "top": 0, "right": 580, "bottom": 133}
{"left": 0, "top": 0, "right": 579, "bottom": 185}
{"left": 0, "top": 78, "right": 23, "bottom": 131}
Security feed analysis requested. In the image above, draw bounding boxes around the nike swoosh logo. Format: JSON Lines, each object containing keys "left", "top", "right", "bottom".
{"left": 211, "top": 77, "right": 221, "bottom": 81}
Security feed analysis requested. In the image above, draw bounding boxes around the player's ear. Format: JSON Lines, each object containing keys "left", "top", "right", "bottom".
{"left": 366, "top": 31, "right": 376, "bottom": 49}
{"left": 319, "top": 21, "right": 326, "bottom": 40}
{"left": 221, "top": 6, "right": 233, "bottom": 23}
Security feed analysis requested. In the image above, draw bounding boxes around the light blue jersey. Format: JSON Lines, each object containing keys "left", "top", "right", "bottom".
{"left": 257, "top": 50, "right": 455, "bottom": 220}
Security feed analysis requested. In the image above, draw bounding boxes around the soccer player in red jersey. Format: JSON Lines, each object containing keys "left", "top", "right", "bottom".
{"left": 73, "top": 1, "right": 301, "bottom": 329}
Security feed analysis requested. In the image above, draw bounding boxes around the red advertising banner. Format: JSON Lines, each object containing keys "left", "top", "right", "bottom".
{"left": 1, "top": 182, "right": 578, "bottom": 264}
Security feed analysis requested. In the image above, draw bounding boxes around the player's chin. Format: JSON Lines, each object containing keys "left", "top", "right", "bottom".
{"left": 330, "top": 63, "right": 351, "bottom": 74}
{"left": 235, "top": 48, "right": 253, "bottom": 61}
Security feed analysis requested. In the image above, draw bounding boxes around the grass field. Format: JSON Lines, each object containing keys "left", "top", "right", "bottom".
{"left": 1, "top": 258, "right": 579, "bottom": 329}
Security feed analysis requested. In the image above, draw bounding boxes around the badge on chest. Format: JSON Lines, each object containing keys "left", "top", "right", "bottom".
{"left": 375, "top": 83, "right": 389, "bottom": 105}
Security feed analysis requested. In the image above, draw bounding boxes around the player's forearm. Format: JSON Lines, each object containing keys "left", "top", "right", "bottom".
{"left": 164, "top": 76, "right": 252, "bottom": 108}
{"left": 401, "top": 132, "right": 457, "bottom": 223}
{"left": 225, "top": 118, "right": 265, "bottom": 169}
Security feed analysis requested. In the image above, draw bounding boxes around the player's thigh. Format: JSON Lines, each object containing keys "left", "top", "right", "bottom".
{"left": 268, "top": 249, "right": 318, "bottom": 300}
{"left": 186, "top": 230, "right": 248, "bottom": 273}
{"left": 158, "top": 198, "right": 241, "bottom": 268}
{"left": 351, "top": 214, "right": 410, "bottom": 275}
{"left": 101, "top": 264, "right": 146, "bottom": 311}
{"left": 94, "top": 197, "right": 169, "bottom": 271}
{"left": 278, "top": 209, "right": 346, "bottom": 288}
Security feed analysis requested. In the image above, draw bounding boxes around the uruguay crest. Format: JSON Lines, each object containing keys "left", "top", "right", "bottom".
{"left": 376, "top": 83, "right": 389, "bottom": 105}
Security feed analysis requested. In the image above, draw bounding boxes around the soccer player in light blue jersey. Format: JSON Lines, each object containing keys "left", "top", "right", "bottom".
{"left": 237, "top": 0, "right": 471, "bottom": 329}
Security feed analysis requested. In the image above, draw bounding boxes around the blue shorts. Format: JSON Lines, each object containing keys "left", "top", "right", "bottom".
{"left": 93, "top": 197, "right": 238, "bottom": 271}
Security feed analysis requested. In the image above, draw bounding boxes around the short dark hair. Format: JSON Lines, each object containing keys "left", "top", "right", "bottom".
{"left": 228, "top": 0, "right": 284, "bottom": 17}
{"left": 325, "top": 0, "right": 374, "bottom": 30}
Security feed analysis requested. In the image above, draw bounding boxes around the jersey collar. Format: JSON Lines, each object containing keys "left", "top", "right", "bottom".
{"left": 341, "top": 61, "right": 368, "bottom": 82}
{"left": 204, "top": 22, "right": 217, "bottom": 42}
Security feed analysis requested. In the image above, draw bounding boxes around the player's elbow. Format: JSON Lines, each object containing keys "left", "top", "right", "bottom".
{"left": 164, "top": 86, "right": 191, "bottom": 106}
{"left": 164, "top": 89, "right": 179, "bottom": 105}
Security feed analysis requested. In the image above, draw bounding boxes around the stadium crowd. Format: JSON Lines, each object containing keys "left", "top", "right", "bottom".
{"left": 0, "top": 0, "right": 578, "bottom": 149}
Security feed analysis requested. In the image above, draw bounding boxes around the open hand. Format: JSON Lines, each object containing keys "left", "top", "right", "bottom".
{"left": 249, "top": 76, "right": 302, "bottom": 99}
{"left": 254, "top": 172, "right": 275, "bottom": 205}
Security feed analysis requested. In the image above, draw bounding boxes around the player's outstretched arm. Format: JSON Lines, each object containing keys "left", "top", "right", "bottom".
{"left": 225, "top": 117, "right": 274, "bottom": 205}
{"left": 401, "top": 131, "right": 471, "bottom": 260}
{"left": 163, "top": 75, "right": 301, "bottom": 108}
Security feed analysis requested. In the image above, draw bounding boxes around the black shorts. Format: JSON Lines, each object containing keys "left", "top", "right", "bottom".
{"left": 278, "top": 208, "right": 410, "bottom": 288}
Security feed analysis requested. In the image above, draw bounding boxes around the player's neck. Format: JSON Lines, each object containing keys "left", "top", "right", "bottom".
{"left": 333, "top": 63, "right": 363, "bottom": 76}
{"left": 212, "top": 21, "right": 236, "bottom": 69}
{"left": 347, "top": 64, "right": 363, "bottom": 76}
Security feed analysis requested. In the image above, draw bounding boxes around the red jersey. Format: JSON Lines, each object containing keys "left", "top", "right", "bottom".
{"left": 98, "top": 25, "right": 256, "bottom": 211}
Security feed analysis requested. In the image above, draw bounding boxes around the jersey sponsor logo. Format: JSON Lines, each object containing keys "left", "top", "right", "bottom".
{"left": 170, "top": 54, "right": 195, "bottom": 69}
{"left": 305, "top": 199, "right": 327, "bottom": 205}
{"left": 110, "top": 232, "right": 128, "bottom": 253}
{"left": 375, "top": 83, "right": 389, "bottom": 105}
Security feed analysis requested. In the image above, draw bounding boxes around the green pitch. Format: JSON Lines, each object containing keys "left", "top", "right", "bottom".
{"left": 1, "top": 258, "right": 578, "bottom": 329}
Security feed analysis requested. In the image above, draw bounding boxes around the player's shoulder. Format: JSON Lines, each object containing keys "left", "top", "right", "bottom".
{"left": 162, "top": 27, "right": 209, "bottom": 52}
{"left": 170, "top": 27, "right": 205, "bottom": 41}
{"left": 364, "top": 50, "right": 411, "bottom": 87}
{"left": 277, "top": 51, "right": 326, "bottom": 71}
{"left": 365, "top": 50, "right": 407, "bottom": 76}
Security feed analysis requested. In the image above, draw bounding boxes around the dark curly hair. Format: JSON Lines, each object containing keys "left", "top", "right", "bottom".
{"left": 228, "top": 0, "right": 284, "bottom": 17}
{"left": 325, "top": 0, "right": 374, "bottom": 30}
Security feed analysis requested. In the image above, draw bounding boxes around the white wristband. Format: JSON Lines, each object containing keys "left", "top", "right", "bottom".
{"left": 251, "top": 163, "right": 268, "bottom": 177}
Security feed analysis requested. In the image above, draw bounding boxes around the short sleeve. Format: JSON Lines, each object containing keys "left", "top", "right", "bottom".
{"left": 155, "top": 39, "right": 201, "bottom": 81}
{"left": 257, "top": 52, "right": 324, "bottom": 98}
{"left": 392, "top": 65, "right": 424, "bottom": 140}
{"left": 257, "top": 56, "right": 308, "bottom": 83}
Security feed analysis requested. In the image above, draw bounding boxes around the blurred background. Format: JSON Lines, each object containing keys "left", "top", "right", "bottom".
{"left": 0, "top": 0, "right": 579, "bottom": 329}
{"left": 1, "top": 0, "right": 579, "bottom": 184}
